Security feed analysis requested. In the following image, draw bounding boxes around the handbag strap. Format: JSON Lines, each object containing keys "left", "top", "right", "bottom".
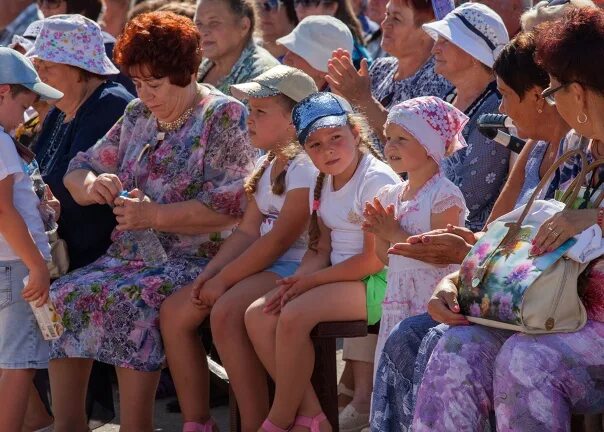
{"left": 513, "top": 149, "right": 587, "bottom": 228}
{"left": 580, "top": 158, "right": 604, "bottom": 207}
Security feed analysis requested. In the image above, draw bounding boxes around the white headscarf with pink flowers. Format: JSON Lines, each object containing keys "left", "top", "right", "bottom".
{"left": 385, "top": 96, "right": 469, "bottom": 165}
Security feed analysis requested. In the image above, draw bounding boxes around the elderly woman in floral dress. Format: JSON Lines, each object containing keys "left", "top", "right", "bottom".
{"left": 48, "top": 12, "right": 256, "bottom": 432}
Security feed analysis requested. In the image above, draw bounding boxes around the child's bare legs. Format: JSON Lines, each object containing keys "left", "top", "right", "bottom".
{"left": 0, "top": 368, "right": 35, "bottom": 431}
{"left": 49, "top": 357, "right": 93, "bottom": 432}
{"left": 247, "top": 281, "right": 367, "bottom": 431}
{"left": 337, "top": 363, "right": 354, "bottom": 410}
{"left": 114, "top": 366, "right": 160, "bottom": 431}
{"left": 22, "top": 381, "right": 54, "bottom": 431}
{"left": 160, "top": 283, "right": 212, "bottom": 424}
{"left": 211, "top": 272, "right": 279, "bottom": 432}
{"left": 349, "top": 360, "right": 373, "bottom": 412}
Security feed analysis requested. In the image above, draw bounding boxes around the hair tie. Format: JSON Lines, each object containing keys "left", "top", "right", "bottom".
{"left": 312, "top": 199, "right": 320, "bottom": 211}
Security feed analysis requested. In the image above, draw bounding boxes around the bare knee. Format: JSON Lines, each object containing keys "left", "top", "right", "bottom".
{"left": 160, "top": 293, "right": 205, "bottom": 337}
{"left": 211, "top": 295, "right": 247, "bottom": 339}
{"left": 277, "top": 304, "right": 311, "bottom": 337}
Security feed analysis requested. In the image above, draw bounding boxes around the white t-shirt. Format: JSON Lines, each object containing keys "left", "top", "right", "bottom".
{"left": 255, "top": 153, "right": 318, "bottom": 262}
{"left": 315, "top": 153, "right": 401, "bottom": 265}
{"left": 0, "top": 128, "right": 51, "bottom": 261}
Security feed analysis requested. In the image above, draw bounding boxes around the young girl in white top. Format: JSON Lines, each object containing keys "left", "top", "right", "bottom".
{"left": 245, "top": 92, "right": 401, "bottom": 432}
{"left": 159, "top": 65, "right": 318, "bottom": 432}
{"left": 362, "top": 96, "right": 469, "bottom": 364}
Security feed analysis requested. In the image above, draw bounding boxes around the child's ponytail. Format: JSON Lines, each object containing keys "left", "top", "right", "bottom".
{"left": 348, "top": 114, "right": 385, "bottom": 161}
{"left": 308, "top": 172, "right": 326, "bottom": 251}
{"left": 244, "top": 151, "right": 275, "bottom": 196}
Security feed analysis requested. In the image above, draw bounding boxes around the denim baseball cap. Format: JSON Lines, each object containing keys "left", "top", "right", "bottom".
{"left": 0, "top": 47, "right": 63, "bottom": 100}
{"left": 292, "top": 92, "right": 353, "bottom": 144}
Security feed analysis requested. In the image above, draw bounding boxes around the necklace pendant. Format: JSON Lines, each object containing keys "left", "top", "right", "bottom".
{"left": 157, "top": 131, "right": 165, "bottom": 141}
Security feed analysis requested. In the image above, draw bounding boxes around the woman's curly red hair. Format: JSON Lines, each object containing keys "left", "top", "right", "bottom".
{"left": 535, "top": 7, "right": 604, "bottom": 94}
{"left": 114, "top": 11, "right": 202, "bottom": 87}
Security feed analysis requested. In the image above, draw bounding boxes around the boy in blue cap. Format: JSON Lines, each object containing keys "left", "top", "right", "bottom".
{"left": 0, "top": 47, "right": 62, "bottom": 431}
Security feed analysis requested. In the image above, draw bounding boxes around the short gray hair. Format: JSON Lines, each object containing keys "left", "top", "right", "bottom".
{"left": 521, "top": 0, "right": 596, "bottom": 30}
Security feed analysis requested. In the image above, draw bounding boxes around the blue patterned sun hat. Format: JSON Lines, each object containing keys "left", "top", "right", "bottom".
{"left": 292, "top": 92, "right": 354, "bottom": 144}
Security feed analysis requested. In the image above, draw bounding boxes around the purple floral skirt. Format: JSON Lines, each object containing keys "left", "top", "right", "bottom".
{"left": 49, "top": 255, "right": 208, "bottom": 372}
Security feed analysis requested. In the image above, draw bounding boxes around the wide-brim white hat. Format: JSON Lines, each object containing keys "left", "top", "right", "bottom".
{"left": 422, "top": 3, "right": 509, "bottom": 68}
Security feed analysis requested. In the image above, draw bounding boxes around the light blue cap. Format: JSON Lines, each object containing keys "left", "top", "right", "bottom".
{"left": 0, "top": 47, "right": 63, "bottom": 100}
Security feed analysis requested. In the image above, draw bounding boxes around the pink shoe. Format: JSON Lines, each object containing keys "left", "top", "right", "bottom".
{"left": 183, "top": 418, "right": 217, "bottom": 432}
{"left": 294, "top": 412, "right": 328, "bottom": 432}
{"left": 261, "top": 418, "right": 292, "bottom": 432}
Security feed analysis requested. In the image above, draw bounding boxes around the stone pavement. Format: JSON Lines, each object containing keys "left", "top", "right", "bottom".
{"left": 97, "top": 347, "right": 344, "bottom": 431}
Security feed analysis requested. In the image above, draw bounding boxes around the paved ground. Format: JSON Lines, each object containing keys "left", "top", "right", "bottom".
{"left": 97, "top": 347, "right": 344, "bottom": 431}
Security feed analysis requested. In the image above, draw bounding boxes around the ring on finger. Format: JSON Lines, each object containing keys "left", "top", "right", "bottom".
{"left": 547, "top": 225, "right": 554, "bottom": 232}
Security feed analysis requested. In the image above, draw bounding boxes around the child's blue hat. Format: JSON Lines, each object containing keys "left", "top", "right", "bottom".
{"left": 292, "top": 92, "right": 353, "bottom": 144}
{"left": 0, "top": 47, "right": 63, "bottom": 100}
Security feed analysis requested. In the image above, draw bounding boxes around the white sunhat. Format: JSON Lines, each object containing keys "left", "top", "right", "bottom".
{"left": 422, "top": 2, "right": 509, "bottom": 68}
{"left": 276, "top": 15, "right": 354, "bottom": 73}
{"left": 27, "top": 14, "right": 119, "bottom": 76}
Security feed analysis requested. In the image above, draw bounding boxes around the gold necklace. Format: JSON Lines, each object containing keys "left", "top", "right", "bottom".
{"left": 156, "top": 86, "right": 204, "bottom": 135}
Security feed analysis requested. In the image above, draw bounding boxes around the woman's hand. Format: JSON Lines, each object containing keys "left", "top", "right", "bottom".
{"left": 22, "top": 265, "right": 50, "bottom": 307}
{"left": 113, "top": 189, "right": 159, "bottom": 231}
{"left": 44, "top": 186, "right": 61, "bottom": 221}
{"left": 190, "top": 273, "right": 212, "bottom": 308}
{"left": 531, "top": 208, "right": 599, "bottom": 255}
{"left": 326, "top": 49, "right": 372, "bottom": 105}
{"left": 427, "top": 273, "right": 469, "bottom": 326}
{"left": 263, "top": 275, "right": 315, "bottom": 315}
{"left": 388, "top": 225, "right": 477, "bottom": 265}
{"left": 362, "top": 198, "right": 400, "bottom": 242}
{"left": 85, "top": 173, "right": 123, "bottom": 206}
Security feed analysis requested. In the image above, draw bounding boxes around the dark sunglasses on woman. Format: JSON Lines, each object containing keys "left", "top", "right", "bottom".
{"left": 260, "top": 0, "right": 281, "bottom": 12}
{"left": 294, "top": 0, "right": 323, "bottom": 7}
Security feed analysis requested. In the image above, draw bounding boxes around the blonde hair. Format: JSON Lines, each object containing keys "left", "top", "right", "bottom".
{"left": 521, "top": 0, "right": 595, "bottom": 30}
{"left": 307, "top": 113, "right": 384, "bottom": 251}
{"left": 244, "top": 144, "right": 301, "bottom": 196}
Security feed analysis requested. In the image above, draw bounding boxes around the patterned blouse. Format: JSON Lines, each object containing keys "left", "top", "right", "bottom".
{"left": 442, "top": 82, "right": 509, "bottom": 232}
{"left": 198, "top": 39, "right": 279, "bottom": 95}
{"left": 67, "top": 86, "right": 257, "bottom": 259}
{"left": 369, "top": 56, "right": 452, "bottom": 110}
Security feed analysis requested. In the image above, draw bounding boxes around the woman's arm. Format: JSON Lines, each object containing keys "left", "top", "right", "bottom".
{"left": 485, "top": 139, "right": 533, "bottom": 225}
{"left": 63, "top": 169, "right": 122, "bottom": 206}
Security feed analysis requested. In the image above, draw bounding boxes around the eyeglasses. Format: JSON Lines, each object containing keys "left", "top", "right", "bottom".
{"left": 541, "top": 82, "right": 570, "bottom": 106}
{"left": 259, "top": 0, "right": 281, "bottom": 12}
{"left": 548, "top": 0, "right": 570, "bottom": 5}
{"left": 36, "top": 0, "right": 63, "bottom": 8}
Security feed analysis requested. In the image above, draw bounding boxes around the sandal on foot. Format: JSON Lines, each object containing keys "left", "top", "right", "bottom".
{"left": 183, "top": 418, "right": 217, "bottom": 432}
{"left": 294, "top": 412, "right": 328, "bottom": 432}
{"left": 261, "top": 418, "right": 291, "bottom": 432}
{"left": 339, "top": 404, "right": 369, "bottom": 432}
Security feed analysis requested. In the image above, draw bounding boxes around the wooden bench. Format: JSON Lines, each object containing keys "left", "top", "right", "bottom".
{"left": 203, "top": 320, "right": 368, "bottom": 432}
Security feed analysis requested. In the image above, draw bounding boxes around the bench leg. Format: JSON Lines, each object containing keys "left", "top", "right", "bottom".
{"left": 312, "top": 337, "right": 339, "bottom": 432}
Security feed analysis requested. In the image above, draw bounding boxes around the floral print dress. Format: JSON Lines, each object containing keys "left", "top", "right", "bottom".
{"left": 50, "top": 87, "right": 256, "bottom": 371}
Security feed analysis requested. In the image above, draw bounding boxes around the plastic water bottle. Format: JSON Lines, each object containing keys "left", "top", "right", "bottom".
{"left": 120, "top": 191, "right": 168, "bottom": 266}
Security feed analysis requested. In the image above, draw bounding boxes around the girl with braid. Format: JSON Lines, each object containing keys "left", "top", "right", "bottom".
{"left": 245, "top": 92, "right": 401, "bottom": 432}
{"left": 160, "top": 65, "right": 318, "bottom": 432}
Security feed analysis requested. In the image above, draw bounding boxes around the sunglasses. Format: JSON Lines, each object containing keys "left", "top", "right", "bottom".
{"left": 541, "top": 82, "right": 570, "bottom": 106}
{"left": 294, "top": 0, "right": 324, "bottom": 7}
{"left": 259, "top": 0, "right": 281, "bottom": 12}
{"left": 36, "top": 0, "right": 63, "bottom": 8}
{"left": 548, "top": 0, "right": 570, "bottom": 5}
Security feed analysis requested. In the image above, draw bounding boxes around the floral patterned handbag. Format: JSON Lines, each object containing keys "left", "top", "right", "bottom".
{"left": 458, "top": 150, "right": 590, "bottom": 333}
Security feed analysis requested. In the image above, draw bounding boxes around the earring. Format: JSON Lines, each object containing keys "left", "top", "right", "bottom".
{"left": 538, "top": 108, "right": 543, "bottom": 114}
{"left": 577, "top": 112, "right": 588, "bottom": 124}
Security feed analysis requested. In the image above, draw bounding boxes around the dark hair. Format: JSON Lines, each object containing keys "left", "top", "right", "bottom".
{"left": 8, "top": 84, "right": 33, "bottom": 97}
{"left": 66, "top": 0, "right": 103, "bottom": 20}
{"left": 282, "top": 0, "right": 299, "bottom": 27}
{"left": 494, "top": 31, "right": 550, "bottom": 99}
{"left": 114, "top": 11, "right": 202, "bottom": 87}
{"left": 307, "top": 113, "right": 383, "bottom": 250}
{"left": 158, "top": 1, "right": 197, "bottom": 18}
{"left": 328, "top": 0, "right": 366, "bottom": 44}
{"left": 534, "top": 7, "right": 604, "bottom": 94}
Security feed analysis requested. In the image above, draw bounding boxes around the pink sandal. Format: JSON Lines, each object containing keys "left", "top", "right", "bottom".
{"left": 183, "top": 418, "right": 217, "bottom": 432}
{"left": 294, "top": 412, "right": 328, "bottom": 432}
{"left": 261, "top": 418, "right": 292, "bottom": 432}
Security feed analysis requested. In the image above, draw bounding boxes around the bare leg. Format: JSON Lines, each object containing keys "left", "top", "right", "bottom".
{"left": 49, "top": 358, "right": 93, "bottom": 432}
{"left": 22, "top": 381, "right": 54, "bottom": 432}
{"left": 249, "top": 282, "right": 367, "bottom": 431}
{"left": 337, "top": 363, "right": 354, "bottom": 410}
{"left": 160, "top": 283, "right": 212, "bottom": 423}
{"left": 350, "top": 360, "right": 373, "bottom": 412}
{"left": 115, "top": 366, "right": 160, "bottom": 432}
{"left": 0, "top": 368, "right": 35, "bottom": 431}
{"left": 211, "top": 272, "right": 278, "bottom": 432}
